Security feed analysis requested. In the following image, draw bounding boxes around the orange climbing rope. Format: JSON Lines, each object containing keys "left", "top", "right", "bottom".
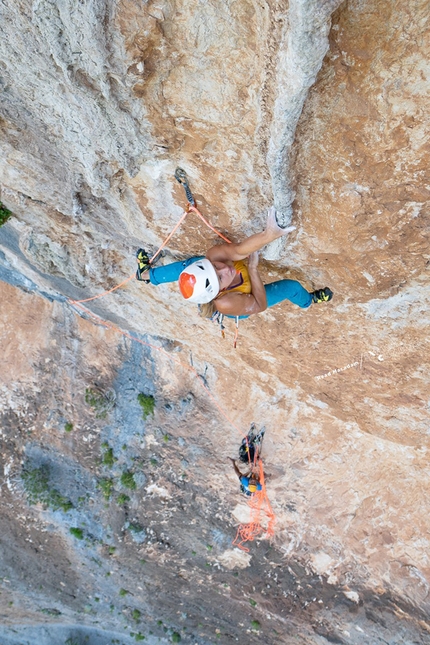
{"left": 187, "top": 204, "right": 231, "bottom": 244}
{"left": 66, "top": 195, "right": 276, "bottom": 550}
{"left": 232, "top": 460, "right": 276, "bottom": 552}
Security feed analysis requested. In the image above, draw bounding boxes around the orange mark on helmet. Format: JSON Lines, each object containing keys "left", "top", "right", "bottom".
{"left": 179, "top": 272, "right": 196, "bottom": 299}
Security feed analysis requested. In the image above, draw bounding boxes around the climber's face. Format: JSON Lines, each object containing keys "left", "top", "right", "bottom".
{"left": 211, "top": 261, "right": 236, "bottom": 291}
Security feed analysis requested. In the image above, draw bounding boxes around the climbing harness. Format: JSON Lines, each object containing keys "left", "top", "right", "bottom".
{"left": 174, "top": 167, "right": 195, "bottom": 206}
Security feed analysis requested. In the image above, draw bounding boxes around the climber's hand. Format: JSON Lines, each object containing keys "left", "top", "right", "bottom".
{"left": 265, "top": 206, "right": 296, "bottom": 238}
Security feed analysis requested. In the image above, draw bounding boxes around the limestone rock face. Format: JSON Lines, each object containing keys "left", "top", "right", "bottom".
{"left": 1, "top": 0, "right": 430, "bottom": 643}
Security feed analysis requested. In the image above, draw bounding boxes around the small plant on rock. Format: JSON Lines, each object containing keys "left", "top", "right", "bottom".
{"left": 21, "top": 464, "right": 73, "bottom": 512}
{"left": 98, "top": 477, "right": 114, "bottom": 500}
{"left": 101, "top": 444, "right": 115, "bottom": 467}
{"left": 69, "top": 527, "right": 84, "bottom": 539}
{"left": 85, "top": 387, "right": 115, "bottom": 419}
{"left": 121, "top": 470, "right": 136, "bottom": 490}
{"left": 0, "top": 202, "right": 12, "bottom": 227}
{"left": 137, "top": 393, "right": 155, "bottom": 419}
{"left": 128, "top": 522, "right": 144, "bottom": 534}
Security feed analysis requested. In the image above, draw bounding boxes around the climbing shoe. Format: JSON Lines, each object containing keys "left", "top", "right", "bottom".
{"left": 311, "top": 287, "right": 333, "bottom": 304}
{"left": 135, "top": 248, "right": 151, "bottom": 282}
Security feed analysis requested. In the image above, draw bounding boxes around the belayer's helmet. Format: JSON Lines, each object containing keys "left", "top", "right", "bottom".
{"left": 178, "top": 259, "right": 220, "bottom": 304}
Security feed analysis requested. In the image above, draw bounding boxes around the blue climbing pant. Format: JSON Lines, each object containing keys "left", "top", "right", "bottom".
{"left": 149, "top": 257, "right": 312, "bottom": 314}
{"left": 265, "top": 279, "right": 312, "bottom": 309}
{"left": 233, "top": 280, "right": 311, "bottom": 320}
{"left": 149, "top": 256, "right": 204, "bottom": 285}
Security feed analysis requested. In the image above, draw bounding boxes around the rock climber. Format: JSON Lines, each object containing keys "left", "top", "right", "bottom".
{"left": 228, "top": 457, "right": 262, "bottom": 496}
{"left": 135, "top": 207, "right": 333, "bottom": 318}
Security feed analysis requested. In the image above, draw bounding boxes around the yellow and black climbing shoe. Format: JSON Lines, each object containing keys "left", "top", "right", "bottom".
{"left": 311, "top": 287, "right": 333, "bottom": 304}
{"left": 136, "top": 248, "right": 151, "bottom": 282}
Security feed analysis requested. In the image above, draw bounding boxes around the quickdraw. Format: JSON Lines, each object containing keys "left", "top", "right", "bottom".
{"left": 175, "top": 167, "right": 195, "bottom": 206}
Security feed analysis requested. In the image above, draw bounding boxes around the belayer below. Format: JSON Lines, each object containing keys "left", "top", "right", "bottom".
{"left": 136, "top": 207, "right": 333, "bottom": 319}
{"left": 229, "top": 456, "right": 262, "bottom": 496}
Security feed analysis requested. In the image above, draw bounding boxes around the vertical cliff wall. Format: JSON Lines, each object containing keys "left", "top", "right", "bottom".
{"left": 1, "top": 0, "right": 430, "bottom": 643}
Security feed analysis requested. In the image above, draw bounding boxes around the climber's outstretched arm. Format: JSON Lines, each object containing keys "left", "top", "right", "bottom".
{"left": 206, "top": 207, "right": 295, "bottom": 263}
{"left": 228, "top": 457, "right": 242, "bottom": 479}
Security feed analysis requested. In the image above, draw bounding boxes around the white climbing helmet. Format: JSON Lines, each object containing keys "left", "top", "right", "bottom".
{"left": 178, "top": 258, "right": 220, "bottom": 304}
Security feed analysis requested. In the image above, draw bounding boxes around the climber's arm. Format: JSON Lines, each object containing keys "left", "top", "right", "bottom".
{"left": 206, "top": 208, "right": 295, "bottom": 263}
{"left": 228, "top": 458, "right": 243, "bottom": 479}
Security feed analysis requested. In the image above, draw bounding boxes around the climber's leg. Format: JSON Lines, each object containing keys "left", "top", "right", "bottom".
{"left": 265, "top": 279, "right": 313, "bottom": 309}
{"left": 148, "top": 256, "right": 204, "bottom": 285}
